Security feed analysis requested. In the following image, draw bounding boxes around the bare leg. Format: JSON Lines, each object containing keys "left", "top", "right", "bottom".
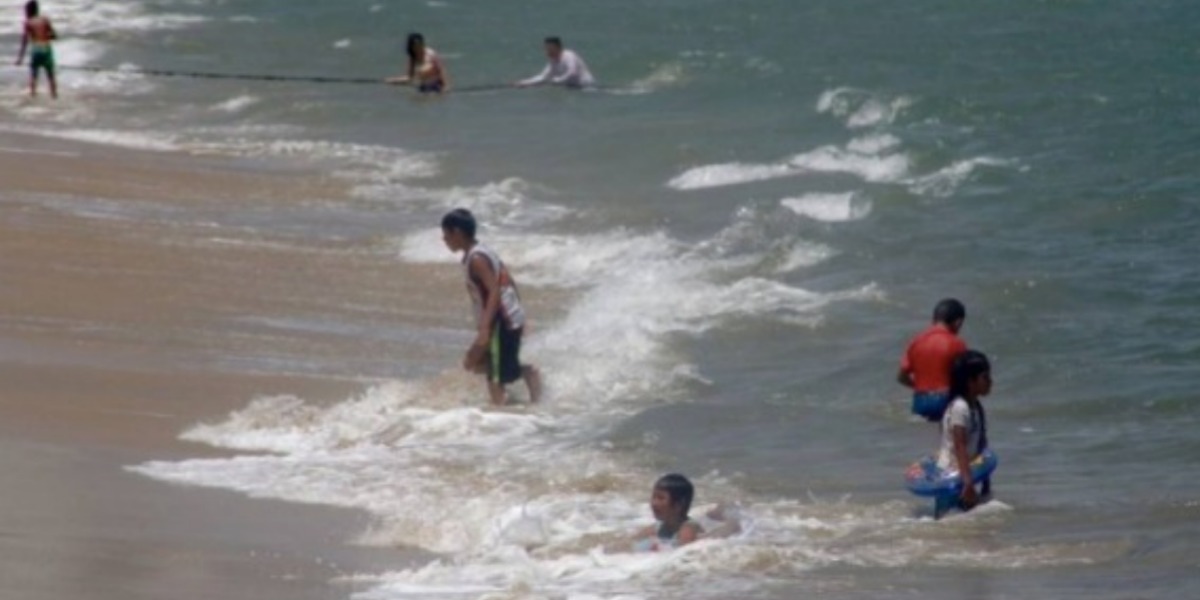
{"left": 29, "top": 73, "right": 37, "bottom": 98}
{"left": 48, "top": 71, "right": 57, "bottom": 99}
{"left": 487, "top": 380, "right": 507, "bottom": 406}
{"left": 522, "top": 365, "right": 542, "bottom": 403}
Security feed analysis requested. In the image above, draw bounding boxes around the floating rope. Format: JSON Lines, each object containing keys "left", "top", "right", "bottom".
{"left": 52, "top": 64, "right": 511, "bottom": 92}
{"left": 56, "top": 64, "right": 382, "bottom": 85}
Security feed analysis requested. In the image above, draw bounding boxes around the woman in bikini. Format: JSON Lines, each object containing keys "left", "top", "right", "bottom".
{"left": 386, "top": 32, "right": 449, "bottom": 94}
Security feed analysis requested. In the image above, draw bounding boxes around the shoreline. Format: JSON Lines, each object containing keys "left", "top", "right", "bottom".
{"left": 0, "top": 128, "right": 436, "bottom": 599}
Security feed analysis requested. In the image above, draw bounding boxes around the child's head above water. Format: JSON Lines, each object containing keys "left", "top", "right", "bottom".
{"left": 651, "top": 473, "right": 694, "bottom": 522}
{"left": 950, "top": 349, "right": 991, "bottom": 400}
{"left": 26, "top": 1, "right": 39, "bottom": 18}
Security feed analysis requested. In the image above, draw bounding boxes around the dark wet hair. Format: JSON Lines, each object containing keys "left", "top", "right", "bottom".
{"left": 441, "top": 208, "right": 476, "bottom": 240}
{"left": 932, "top": 298, "right": 966, "bottom": 326}
{"left": 654, "top": 473, "right": 694, "bottom": 517}
{"left": 949, "top": 349, "right": 990, "bottom": 400}
{"left": 26, "top": 1, "right": 39, "bottom": 18}
{"left": 406, "top": 32, "right": 426, "bottom": 62}
{"left": 544, "top": 36, "right": 563, "bottom": 49}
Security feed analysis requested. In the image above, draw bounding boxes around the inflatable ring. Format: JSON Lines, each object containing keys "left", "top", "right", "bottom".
{"left": 905, "top": 449, "right": 998, "bottom": 498}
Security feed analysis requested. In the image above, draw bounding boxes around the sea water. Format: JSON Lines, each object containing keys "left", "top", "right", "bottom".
{"left": 3, "top": 0, "right": 1198, "bottom": 598}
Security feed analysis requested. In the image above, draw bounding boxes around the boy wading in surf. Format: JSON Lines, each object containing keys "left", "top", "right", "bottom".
{"left": 15, "top": 1, "right": 58, "bottom": 99}
{"left": 441, "top": 209, "right": 542, "bottom": 406}
{"left": 897, "top": 298, "right": 967, "bottom": 422}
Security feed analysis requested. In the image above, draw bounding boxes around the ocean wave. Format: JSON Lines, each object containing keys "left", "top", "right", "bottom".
{"left": 667, "top": 143, "right": 910, "bottom": 191}
{"left": 209, "top": 94, "right": 261, "bottom": 113}
{"left": 781, "top": 192, "right": 872, "bottom": 223}
{"left": 817, "top": 87, "right": 914, "bottom": 129}
{"left": 904, "top": 156, "right": 1016, "bottom": 198}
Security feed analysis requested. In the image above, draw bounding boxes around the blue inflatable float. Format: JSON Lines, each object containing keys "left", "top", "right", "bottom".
{"left": 905, "top": 449, "right": 998, "bottom": 498}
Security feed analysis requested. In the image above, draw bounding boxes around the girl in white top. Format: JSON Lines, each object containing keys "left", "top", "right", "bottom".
{"left": 936, "top": 350, "right": 992, "bottom": 511}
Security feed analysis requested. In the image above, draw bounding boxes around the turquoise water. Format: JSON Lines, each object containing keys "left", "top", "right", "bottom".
{"left": 6, "top": 0, "right": 1199, "bottom": 598}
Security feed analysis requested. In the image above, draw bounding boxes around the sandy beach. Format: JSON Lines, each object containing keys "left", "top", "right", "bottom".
{"left": 0, "top": 131, "right": 435, "bottom": 599}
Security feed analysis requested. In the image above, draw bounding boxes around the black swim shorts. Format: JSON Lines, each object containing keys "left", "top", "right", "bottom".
{"left": 488, "top": 324, "right": 523, "bottom": 385}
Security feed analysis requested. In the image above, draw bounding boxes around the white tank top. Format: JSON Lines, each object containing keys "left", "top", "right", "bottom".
{"left": 463, "top": 244, "right": 525, "bottom": 330}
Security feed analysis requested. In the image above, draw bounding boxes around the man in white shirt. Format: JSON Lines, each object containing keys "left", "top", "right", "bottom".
{"left": 515, "top": 36, "right": 595, "bottom": 89}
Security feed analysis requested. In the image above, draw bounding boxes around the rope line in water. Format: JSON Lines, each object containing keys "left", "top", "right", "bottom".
{"left": 49, "top": 64, "right": 512, "bottom": 92}
{"left": 57, "top": 64, "right": 386, "bottom": 85}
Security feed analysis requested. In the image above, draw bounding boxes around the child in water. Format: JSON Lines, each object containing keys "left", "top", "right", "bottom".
{"left": 441, "top": 208, "right": 541, "bottom": 405}
{"left": 897, "top": 298, "right": 968, "bottom": 422}
{"left": 633, "top": 473, "right": 703, "bottom": 551}
{"left": 935, "top": 349, "right": 993, "bottom": 517}
{"left": 14, "top": 1, "right": 58, "bottom": 99}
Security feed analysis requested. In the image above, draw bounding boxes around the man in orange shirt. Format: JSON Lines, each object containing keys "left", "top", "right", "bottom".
{"left": 897, "top": 299, "right": 967, "bottom": 421}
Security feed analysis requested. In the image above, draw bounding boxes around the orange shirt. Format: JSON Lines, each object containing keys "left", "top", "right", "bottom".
{"left": 900, "top": 324, "right": 966, "bottom": 393}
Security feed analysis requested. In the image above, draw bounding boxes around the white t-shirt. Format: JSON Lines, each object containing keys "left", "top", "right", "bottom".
{"left": 936, "top": 397, "right": 984, "bottom": 471}
{"left": 519, "top": 49, "right": 595, "bottom": 87}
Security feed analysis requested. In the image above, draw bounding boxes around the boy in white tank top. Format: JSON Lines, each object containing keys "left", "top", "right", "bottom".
{"left": 441, "top": 209, "right": 542, "bottom": 406}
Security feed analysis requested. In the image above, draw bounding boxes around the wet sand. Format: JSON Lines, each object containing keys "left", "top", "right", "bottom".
{"left": 0, "top": 131, "right": 439, "bottom": 599}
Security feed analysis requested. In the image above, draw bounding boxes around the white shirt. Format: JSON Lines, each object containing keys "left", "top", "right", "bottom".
{"left": 463, "top": 244, "right": 525, "bottom": 330}
{"left": 936, "top": 397, "right": 984, "bottom": 471}
{"left": 519, "top": 49, "right": 595, "bottom": 87}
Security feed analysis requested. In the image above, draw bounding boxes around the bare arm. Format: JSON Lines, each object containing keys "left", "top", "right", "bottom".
{"left": 517, "top": 64, "right": 551, "bottom": 87}
{"left": 15, "top": 24, "right": 29, "bottom": 65}
{"left": 385, "top": 58, "right": 415, "bottom": 84}
{"left": 675, "top": 521, "right": 701, "bottom": 546}
{"left": 952, "top": 425, "right": 977, "bottom": 508}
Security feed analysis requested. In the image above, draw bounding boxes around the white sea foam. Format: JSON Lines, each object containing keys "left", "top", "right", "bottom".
{"left": 905, "top": 156, "right": 1015, "bottom": 198}
{"left": 188, "top": 138, "right": 440, "bottom": 181}
{"left": 667, "top": 162, "right": 795, "bottom": 190}
{"left": 668, "top": 143, "right": 909, "bottom": 191}
{"left": 210, "top": 95, "right": 260, "bottom": 113}
{"left": 333, "top": 39, "right": 353, "bottom": 49}
{"left": 817, "top": 87, "right": 913, "bottom": 129}
{"left": 0, "top": 0, "right": 207, "bottom": 37}
{"left": 621, "top": 61, "right": 687, "bottom": 94}
{"left": 846, "top": 133, "right": 901, "bottom": 155}
{"left": 23, "top": 127, "right": 181, "bottom": 151}
{"left": 0, "top": 0, "right": 201, "bottom": 126}
{"left": 133, "top": 195, "right": 1099, "bottom": 597}
{"left": 781, "top": 193, "right": 872, "bottom": 223}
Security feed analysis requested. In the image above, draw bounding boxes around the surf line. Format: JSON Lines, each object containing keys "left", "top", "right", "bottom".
{"left": 48, "top": 65, "right": 516, "bottom": 93}
{"left": 0, "top": 146, "right": 79, "bottom": 157}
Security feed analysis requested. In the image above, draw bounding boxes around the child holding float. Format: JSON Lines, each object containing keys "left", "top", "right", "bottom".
{"left": 906, "top": 349, "right": 997, "bottom": 518}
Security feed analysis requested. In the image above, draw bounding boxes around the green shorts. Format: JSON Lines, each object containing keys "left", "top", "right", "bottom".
{"left": 30, "top": 46, "right": 55, "bottom": 76}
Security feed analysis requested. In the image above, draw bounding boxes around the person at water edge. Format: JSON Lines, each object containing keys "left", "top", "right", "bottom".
{"left": 897, "top": 298, "right": 967, "bottom": 422}
{"left": 14, "top": 0, "right": 57, "bottom": 99}
{"left": 633, "top": 473, "right": 703, "bottom": 551}
{"left": 386, "top": 32, "right": 449, "bottom": 93}
{"left": 441, "top": 209, "right": 541, "bottom": 405}
{"left": 935, "top": 349, "right": 993, "bottom": 517}
{"left": 514, "top": 36, "right": 595, "bottom": 89}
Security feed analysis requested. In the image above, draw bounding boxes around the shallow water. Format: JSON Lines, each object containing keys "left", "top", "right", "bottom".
{"left": 4, "top": 0, "right": 1198, "bottom": 598}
